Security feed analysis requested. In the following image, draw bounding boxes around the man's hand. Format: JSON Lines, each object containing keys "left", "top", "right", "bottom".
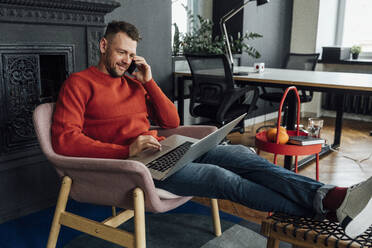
{"left": 129, "top": 135, "right": 161, "bottom": 157}
{"left": 131, "top": 56, "right": 152, "bottom": 84}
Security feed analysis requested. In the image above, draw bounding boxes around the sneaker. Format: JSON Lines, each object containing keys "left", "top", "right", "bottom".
{"left": 336, "top": 176, "right": 372, "bottom": 238}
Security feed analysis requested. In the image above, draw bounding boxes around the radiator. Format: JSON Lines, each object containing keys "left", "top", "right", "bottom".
{"left": 322, "top": 93, "right": 372, "bottom": 115}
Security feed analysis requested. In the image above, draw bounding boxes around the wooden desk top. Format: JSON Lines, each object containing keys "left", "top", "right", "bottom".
{"left": 175, "top": 67, "right": 372, "bottom": 92}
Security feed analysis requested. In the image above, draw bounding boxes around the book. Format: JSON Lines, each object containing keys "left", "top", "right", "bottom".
{"left": 288, "top": 136, "right": 325, "bottom": 146}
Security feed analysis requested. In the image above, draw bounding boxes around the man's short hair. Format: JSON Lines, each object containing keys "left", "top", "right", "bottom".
{"left": 104, "top": 21, "right": 141, "bottom": 42}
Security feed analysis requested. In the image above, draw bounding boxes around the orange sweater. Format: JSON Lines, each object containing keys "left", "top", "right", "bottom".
{"left": 52, "top": 66, "right": 179, "bottom": 159}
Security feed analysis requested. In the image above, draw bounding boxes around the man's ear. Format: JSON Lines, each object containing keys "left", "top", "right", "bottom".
{"left": 99, "top": 37, "right": 108, "bottom": 54}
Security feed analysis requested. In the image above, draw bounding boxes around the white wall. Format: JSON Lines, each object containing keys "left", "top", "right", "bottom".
{"left": 290, "top": 0, "right": 319, "bottom": 53}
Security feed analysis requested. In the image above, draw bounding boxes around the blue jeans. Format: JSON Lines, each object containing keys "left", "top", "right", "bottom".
{"left": 155, "top": 145, "right": 334, "bottom": 217}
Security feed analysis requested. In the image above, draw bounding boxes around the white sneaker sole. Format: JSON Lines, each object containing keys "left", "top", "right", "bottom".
{"left": 344, "top": 196, "right": 372, "bottom": 238}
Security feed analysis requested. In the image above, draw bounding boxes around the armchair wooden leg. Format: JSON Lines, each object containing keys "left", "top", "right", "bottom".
{"left": 210, "top": 198, "right": 222, "bottom": 236}
{"left": 267, "top": 237, "right": 280, "bottom": 248}
{"left": 46, "top": 176, "right": 72, "bottom": 248}
{"left": 133, "top": 188, "right": 146, "bottom": 248}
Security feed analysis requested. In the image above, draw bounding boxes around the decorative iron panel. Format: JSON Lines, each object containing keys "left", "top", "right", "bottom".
{"left": 1, "top": 54, "right": 40, "bottom": 153}
{"left": 0, "top": 44, "right": 74, "bottom": 157}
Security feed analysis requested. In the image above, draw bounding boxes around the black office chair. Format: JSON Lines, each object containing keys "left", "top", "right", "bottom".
{"left": 185, "top": 54, "right": 259, "bottom": 133}
{"left": 258, "top": 53, "right": 320, "bottom": 130}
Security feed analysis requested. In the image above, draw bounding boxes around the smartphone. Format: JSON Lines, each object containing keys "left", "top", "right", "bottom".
{"left": 127, "top": 60, "right": 136, "bottom": 74}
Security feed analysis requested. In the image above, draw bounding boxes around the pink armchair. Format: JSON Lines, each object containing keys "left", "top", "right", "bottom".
{"left": 33, "top": 103, "right": 221, "bottom": 248}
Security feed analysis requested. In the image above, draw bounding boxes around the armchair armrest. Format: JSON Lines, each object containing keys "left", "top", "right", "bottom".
{"left": 153, "top": 125, "right": 218, "bottom": 139}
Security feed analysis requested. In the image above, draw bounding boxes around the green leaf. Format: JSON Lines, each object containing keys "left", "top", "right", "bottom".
{"left": 176, "top": 8, "right": 262, "bottom": 57}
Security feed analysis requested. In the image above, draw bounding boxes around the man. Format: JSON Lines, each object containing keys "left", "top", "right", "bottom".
{"left": 52, "top": 21, "right": 372, "bottom": 238}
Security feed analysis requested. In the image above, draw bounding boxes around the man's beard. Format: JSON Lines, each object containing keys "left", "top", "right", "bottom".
{"left": 105, "top": 64, "right": 125, "bottom": 78}
{"left": 104, "top": 50, "right": 125, "bottom": 78}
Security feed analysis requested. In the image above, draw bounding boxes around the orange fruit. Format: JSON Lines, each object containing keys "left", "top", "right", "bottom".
{"left": 266, "top": 128, "right": 277, "bottom": 141}
{"left": 266, "top": 127, "right": 289, "bottom": 144}
{"left": 277, "top": 131, "right": 289, "bottom": 144}
{"left": 266, "top": 127, "right": 286, "bottom": 140}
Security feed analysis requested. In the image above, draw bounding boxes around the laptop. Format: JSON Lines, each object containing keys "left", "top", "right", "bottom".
{"left": 130, "top": 113, "right": 246, "bottom": 180}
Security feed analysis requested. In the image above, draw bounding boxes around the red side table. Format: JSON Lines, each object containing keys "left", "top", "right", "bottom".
{"left": 255, "top": 86, "right": 322, "bottom": 181}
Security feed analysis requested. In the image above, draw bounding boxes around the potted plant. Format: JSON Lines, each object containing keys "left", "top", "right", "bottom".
{"left": 172, "top": 7, "right": 262, "bottom": 59}
{"left": 180, "top": 14, "right": 225, "bottom": 55}
{"left": 351, "top": 45, "right": 361, "bottom": 59}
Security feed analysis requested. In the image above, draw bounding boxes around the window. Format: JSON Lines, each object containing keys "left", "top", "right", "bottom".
{"left": 172, "top": 0, "right": 195, "bottom": 48}
{"left": 171, "top": 0, "right": 199, "bottom": 48}
{"left": 172, "top": 0, "right": 189, "bottom": 36}
{"left": 337, "top": 0, "right": 372, "bottom": 55}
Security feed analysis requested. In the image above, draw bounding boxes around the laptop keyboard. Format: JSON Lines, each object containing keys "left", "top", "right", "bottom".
{"left": 148, "top": 141, "right": 193, "bottom": 172}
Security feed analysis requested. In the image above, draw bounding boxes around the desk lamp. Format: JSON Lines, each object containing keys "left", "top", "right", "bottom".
{"left": 220, "top": 0, "right": 269, "bottom": 74}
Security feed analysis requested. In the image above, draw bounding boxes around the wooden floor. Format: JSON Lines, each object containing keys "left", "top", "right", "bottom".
{"left": 193, "top": 116, "right": 372, "bottom": 224}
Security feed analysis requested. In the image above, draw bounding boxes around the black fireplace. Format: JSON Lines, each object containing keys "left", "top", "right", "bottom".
{"left": 0, "top": 0, "right": 120, "bottom": 223}
{"left": 0, "top": 44, "right": 73, "bottom": 155}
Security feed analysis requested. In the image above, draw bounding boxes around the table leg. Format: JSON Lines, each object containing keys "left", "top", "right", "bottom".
{"left": 332, "top": 93, "right": 345, "bottom": 148}
{"left": 177, "top": 76, "right": 185, "bottom": 125}
{"left": 286, "top": 91, "right": 297, "bottom": 130}
{"left": 284, "top": 91, "right": 297, "bottom": 170}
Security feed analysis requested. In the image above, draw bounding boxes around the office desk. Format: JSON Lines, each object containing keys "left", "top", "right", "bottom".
{"left": 175, "top": 67, "right": 372, "bottom": 169}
